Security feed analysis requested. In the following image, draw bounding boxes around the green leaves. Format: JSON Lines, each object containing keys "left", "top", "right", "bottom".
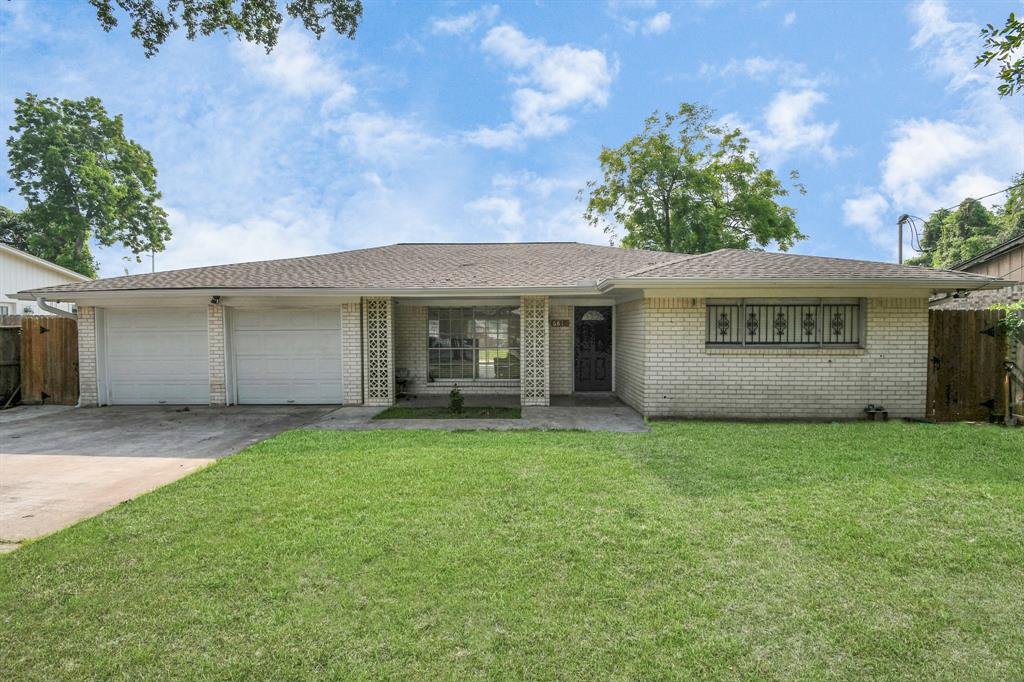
{"left": 88, "top": 0, "right": 363, "bottom": 57}
{"left": 991, "top": 300, "right": 1023, "bottom": 343}
{"left": 909, "top": 175, "right": 1024, "bottom": 269}
{"left": 976, "top": 11, "right": 1023, "bottom": 97}
{"left": 582, "top": 102, "right": 806, "bottom": 255}
{"left": 6, "top": 93, "right": 171, "bottom": 278}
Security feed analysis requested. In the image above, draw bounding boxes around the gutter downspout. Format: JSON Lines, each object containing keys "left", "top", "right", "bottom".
{"left": 35, "top": 296, "right": 76, "bottom": 320}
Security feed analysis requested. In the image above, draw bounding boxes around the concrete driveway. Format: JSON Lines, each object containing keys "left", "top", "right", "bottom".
{"left": 0, "top": 405, "right": 333, "bottom": 550}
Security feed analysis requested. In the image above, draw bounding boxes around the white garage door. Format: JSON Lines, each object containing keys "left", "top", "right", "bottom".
{"left": 104, "top": 308, "right": 209, "bottom": 405}
{"left": 231, "top": 308, "right": 343, "bottom": 404}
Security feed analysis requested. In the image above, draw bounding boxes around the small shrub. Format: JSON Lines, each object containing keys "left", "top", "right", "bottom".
{"left": 448, "top": 385, "right": 464, "bottom": 414}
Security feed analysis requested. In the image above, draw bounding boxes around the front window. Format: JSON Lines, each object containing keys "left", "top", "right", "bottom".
{"left": 706, "top": 299, "right": 863, "bottom": 347}
{"left": 428, "top": 307, "right": 521, "bottom": 381}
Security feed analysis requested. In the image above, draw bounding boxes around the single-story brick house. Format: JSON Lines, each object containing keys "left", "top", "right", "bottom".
{"left": 15, "top": 242, "right": 1003, "bottom": 419}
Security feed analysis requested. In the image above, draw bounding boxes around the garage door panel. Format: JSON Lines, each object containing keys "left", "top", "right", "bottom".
{"left": 230, "top": 308, "right": 342, "bottom": 405}
{"left": 106, "top": 309, "right": 206, "bottom": 331}
{"left": 106, "top": 332, "right": 208, "bottom": 358}
{"left": 104, "top": 309, "right": 209, "bottom": 405}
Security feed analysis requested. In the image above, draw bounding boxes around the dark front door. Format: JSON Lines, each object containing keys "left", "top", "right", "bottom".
{"left": 574, "top": 306, "right": 612, "bottom": 392}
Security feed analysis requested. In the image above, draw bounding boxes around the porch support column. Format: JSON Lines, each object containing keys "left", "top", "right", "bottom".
{"left": 362, "top": 297, "right": 395, "bottom": 406}
{"left": 341, "top": 302, "right": 363, "bottom": 405}
{"left": 77, "top": 305, "right": 99, "bottom": 407}
{"left": 207, "top": 303, "right": 228, "bottom": 406}
{"left": 520, "top": 295, "right": 550, "bottom": 406}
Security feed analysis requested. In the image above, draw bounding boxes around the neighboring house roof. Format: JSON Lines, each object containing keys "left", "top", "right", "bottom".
{"left": 17, "top": 242, "right": 1001, "bottom": 299}
{"left": 0, "top": 243, "right": 91, "bottom": 282}
{"left": 952, "top": 233, "right": 1024, "bottom": 271}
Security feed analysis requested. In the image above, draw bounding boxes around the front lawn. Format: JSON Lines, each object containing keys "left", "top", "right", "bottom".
{"left": 2, "top": 422, "right": 1022, "bottom": 679}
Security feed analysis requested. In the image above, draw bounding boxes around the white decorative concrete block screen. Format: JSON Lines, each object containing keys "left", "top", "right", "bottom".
{"left": 520, "top": 296, "right": 549, "bottom": 406}
{"left": 363, "top": 297, "right": 394, "bottom": 406}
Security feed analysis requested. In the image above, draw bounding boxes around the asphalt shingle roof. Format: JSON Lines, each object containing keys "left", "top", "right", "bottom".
{"left": 27, "top": 243, "right": 684, "bottom": 293}
{"left": 22, "top": 243, "right": 998, "bottom": 296}
{"left": 625, "top": 248, "right": 995, "bottom": 283}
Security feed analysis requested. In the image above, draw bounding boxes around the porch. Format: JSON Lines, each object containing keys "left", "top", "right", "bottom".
{"left": 361, "top": 295, "right": 624, "bottom": 409}
{"left": 314, "top": 392, "right": 649, "bottom": 432}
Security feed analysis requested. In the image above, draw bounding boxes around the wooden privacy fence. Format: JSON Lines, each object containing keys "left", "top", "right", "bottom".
{"left": 927, "top": 309, "right": 1007, "bottom": 422}
{"left": 13, "top": 315, "right": 79, "bottom": 406}
{"left": 0, "top": 317, "right": 20, "bottom": 406}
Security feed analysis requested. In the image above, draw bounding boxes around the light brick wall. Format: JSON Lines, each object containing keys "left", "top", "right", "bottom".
{"left": 614, "top": 299, "right": 645, "bottom": 413}
{"left": 394, "top": 303, "right": 428, "bottom": 391}
{"left": 641, "top": 297, "right": 929, "bottom": 419}
{"left": 549, "top": 304, "right": 573, "bottom": 395}
{"left": 341, "top": 302, "right": 363, "bottom": 404}
{"left": 931, "top": 283, "right": 1024, "bottom": 310}
{"left": 207, "top": 304, "right": 227, "bottom": 406}
{"left": 77, "top": 305, "right": 99, "bottom": 407}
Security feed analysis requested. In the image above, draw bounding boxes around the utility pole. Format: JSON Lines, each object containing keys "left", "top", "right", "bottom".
{"left": 896, "top": 214, "right": 910, "bottom": 264}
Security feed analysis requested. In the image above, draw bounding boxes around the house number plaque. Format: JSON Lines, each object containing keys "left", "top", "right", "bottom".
{"left": 550, "top": 319, "right": 569, "bottom": 328}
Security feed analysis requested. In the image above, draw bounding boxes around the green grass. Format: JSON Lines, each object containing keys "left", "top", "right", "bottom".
{"left": 2, "top": 422, "right": 1022, "bottom": 680}
{"left": 374, "top": 405, "right": 522, "bottom": 419}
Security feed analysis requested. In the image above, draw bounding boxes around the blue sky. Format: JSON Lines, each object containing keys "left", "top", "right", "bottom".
{"left": 1, "top": 0, "right": 1022, "bottom": 277}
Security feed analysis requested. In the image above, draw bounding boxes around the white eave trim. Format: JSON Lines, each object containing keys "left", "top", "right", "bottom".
{"left": 17, "top": 275, "right": 1007, "bottom": 303}
{"left": 0, "top": 243, "right": 91, "bottom": 282}
{"left": 13, "top": 284, "right": 607, "bottom": 302}
{"left": 597, "top": 276, "right": 1008, "bottom": 292}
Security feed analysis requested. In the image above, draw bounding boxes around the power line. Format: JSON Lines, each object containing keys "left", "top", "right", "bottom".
{"left": 896, "top": 179, "right": 1024, "bottom": 262}
{"left": 937, "top": 179, "right": 1024, "bottom": 213}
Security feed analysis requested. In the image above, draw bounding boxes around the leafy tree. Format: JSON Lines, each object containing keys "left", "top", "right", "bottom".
{"left": 582, "top": 103, "right": 806, "bottom": 254}
{"left": 995, "top": 172, "right": 1024, "bottom": 238}
{"left": 977, "top": 11, "right": 1023, "bottom": 96}
{"left": 6, "top": 94, "right": 170, "bottom": 278}
{"left": 0, "top": 205, "right": 33, "bottom": 251}
{"left": 907, "top": 174, "right": 1024, "bottom": 269}
{"left": 89, "top": 0, "right": 363, "bottom": 57}
{"left": 905, "top": 199, "right": 1004, "bottom": 269}
{"left": 991, "top": 300, "right": 1023, "bottom": 344}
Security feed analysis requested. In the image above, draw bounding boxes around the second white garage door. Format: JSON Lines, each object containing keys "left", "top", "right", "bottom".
{"left": 230, "top": 308, "right": 343, "bottom": 404}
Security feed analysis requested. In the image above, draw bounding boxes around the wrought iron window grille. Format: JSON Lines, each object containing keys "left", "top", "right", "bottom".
{"left": 706, "top": 299, "right": 863, "bottom": 347}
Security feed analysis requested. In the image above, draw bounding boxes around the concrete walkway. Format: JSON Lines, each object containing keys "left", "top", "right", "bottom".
{"left": 312, "top": 394, "right": 649, "bottom": 432}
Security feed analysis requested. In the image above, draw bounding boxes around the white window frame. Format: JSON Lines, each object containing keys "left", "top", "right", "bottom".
{"left": 427, "top": 306, "right": 521, "bottom": 382}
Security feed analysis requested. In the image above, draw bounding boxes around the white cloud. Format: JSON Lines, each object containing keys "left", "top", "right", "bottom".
{"left": 642, "top": 12, "right": 672, "bottom": 35}
{"left": 468, "top": 25, "right": 615, "bottom": 148}
{"left": 909, "top": 0, "right": 985, "bottom": 91}
{"left": 783, "top": 11, "right": 796, "bottom": 27}
{"left": 463, "top": 123, "right": 523, "bottom": 150}
{"left": 701, "top": 56, "right": 823, "bottom": 89}
{"left": 842, "top": 192, "right": 889, "bottom": 250}
{"left": 467, "top": 196, "right": 524, "bottom": 227}
{"left": 880, "top": 119, "right": 981, "bottom": 207}
{"left": 234, "top": 28, "right": 355, "bottom": 108}
{"left": 724, "top": 88, "right": 840, "bottom": 164}
{"left": 841, "top": 0, "right": 1024, "bottom": 259}
{"left": 432, "top": 5, "right": 500, "bottom": 36}
{"left": 328, "top": 112, "right": 441, "bottom": 166}
{"left": 98, "top": 201, "right": 335, "bottom": 275}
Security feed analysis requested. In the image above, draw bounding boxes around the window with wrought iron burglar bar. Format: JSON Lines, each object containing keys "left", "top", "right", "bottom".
{"left": 706, "top": 300, "right": 863, "bottom": 347}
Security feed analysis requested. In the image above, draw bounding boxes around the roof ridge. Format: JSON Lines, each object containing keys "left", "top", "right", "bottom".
{"left": 394, "top": 241, "right": 580, "bottom": 245}
{"left": 617, "top": 251, "right": 705, "bottom": 278}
